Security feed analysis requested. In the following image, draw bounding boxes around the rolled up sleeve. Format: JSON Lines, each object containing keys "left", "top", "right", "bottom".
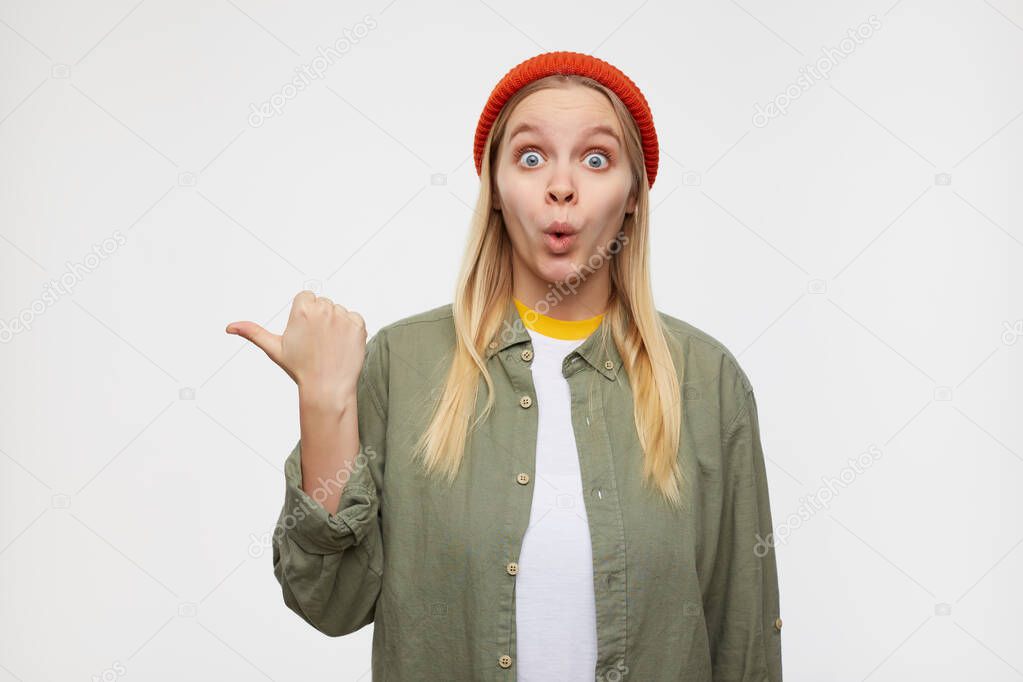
{"left": 278, "top": 440, "right": 379, "bottom": 555}
{"left": 271, "top": 329, "right": 388, "bottom": 637}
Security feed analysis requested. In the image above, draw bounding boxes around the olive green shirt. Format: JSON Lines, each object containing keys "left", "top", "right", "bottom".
{"left": 272, "top": 298, "right": 783, "bottom": 681}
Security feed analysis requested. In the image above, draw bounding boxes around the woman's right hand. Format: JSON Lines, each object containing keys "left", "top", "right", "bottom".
{"left": 225, "top": 290, "right": 367, "bottom": 408}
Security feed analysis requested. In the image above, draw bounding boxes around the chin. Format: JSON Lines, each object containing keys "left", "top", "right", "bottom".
{"left": 534, "top": 259, "right": 581, "bottom": 284}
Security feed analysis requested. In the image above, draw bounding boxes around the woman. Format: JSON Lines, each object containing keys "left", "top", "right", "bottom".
{"left": 227, "top": 51, "right": 783, "bottom": 681}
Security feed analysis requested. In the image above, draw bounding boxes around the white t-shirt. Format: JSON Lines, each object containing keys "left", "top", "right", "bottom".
{"left": 515, "top": 323, "right": 599, "bottom": 681}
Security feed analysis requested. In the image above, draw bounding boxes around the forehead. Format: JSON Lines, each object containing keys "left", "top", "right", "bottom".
{"left": 504, "top": 85, "right": 622, "bottom": 140}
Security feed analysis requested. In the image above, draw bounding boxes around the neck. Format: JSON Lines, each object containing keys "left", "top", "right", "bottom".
{"left": 510, "top": 253, "right": 612, "bottom": 321}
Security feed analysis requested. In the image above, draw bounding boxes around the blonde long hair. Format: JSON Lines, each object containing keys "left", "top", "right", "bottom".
{"left": 411, "top": 74, "right": 687, "bottom": 509}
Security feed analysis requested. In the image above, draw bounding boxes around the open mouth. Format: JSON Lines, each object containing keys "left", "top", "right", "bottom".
{"left": 544, "top": 231, "right": 576, "bottom": 253}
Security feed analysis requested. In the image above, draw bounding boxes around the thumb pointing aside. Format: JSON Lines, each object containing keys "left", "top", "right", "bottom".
{"left": 226, "top": 321, "right": 284, "bottom": 367}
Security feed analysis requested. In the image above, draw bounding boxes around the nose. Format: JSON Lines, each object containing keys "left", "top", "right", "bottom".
{"left": 547, "top": 185, "right": 575, "bottom": 204}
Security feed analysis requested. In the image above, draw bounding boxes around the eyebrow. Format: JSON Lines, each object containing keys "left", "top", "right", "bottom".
{"left": 508, "top": 122, "right": 622, "bottom": 147}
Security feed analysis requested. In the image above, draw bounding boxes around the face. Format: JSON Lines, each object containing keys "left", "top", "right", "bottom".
{"left": 494, "top": 84, "right": 637, "bottom": 295}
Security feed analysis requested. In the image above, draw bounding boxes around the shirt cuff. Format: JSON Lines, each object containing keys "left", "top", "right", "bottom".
{"left": 277, "top": 439, "right": 379, "bottom": 555}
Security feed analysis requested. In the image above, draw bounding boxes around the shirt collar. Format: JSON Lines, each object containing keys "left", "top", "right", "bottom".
{"left": 513, "top": 297, "right": 604, "bottom": 340}
{"left": 485, "top": 297, "right": 623, "bottom": 381}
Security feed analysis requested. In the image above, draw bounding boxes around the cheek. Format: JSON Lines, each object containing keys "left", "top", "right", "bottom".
{"left": 605, "top": 173, "right": 633, "bottom": 206}
{"left": 593, "top": 186, "right": 630, "bottom": 221}
{"left": 497, "top": 171, "right": 528, "bottom": 205}
{"left": 498, "top": 181, "right": 541, "bottom": 231}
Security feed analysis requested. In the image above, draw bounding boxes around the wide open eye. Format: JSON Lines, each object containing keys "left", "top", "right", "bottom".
{"left": 516, "top": 148, "right": 544, "bottom": 168}
{"left": 585, "top": 151, "right": 611, "bottom": 169}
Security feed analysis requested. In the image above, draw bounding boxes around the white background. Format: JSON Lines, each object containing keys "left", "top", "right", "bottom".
{"left": 1, "top": 0, "right": 1021, "bottom": 680}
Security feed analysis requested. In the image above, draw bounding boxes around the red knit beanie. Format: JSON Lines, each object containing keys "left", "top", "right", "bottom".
{"left": 474, "top": 51, "right": 659, "bottom": 188}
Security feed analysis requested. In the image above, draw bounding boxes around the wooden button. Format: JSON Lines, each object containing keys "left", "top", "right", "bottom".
{"left": 516, "top": 472, "right": 530, "bottom": 485}
{"left": 520, "top": 349, "right": 533, "bottom": 361}
{"left": 519, "top": 395, "right": 533, "bottom": 408}
{"left": 774, "top": 617, "right": 783, "bottom": 631}
{"left": 498, "top": 655, "right": 512, "bottom": 668}
{"left": 604, "top": 359, "right": 614, "bottom": 370}
{"left": 506, "top": 562, "right": 518, "bottom": 575}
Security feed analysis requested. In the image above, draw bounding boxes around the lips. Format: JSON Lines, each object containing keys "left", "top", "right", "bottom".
{"left": 543, "top": 231, "right": 577, "bottom": 254}
{"left": 544, "top": 220, "right": 579, "bottom": 237}
{"left": 542, "top": 220, "right": 579, "bottom": 254}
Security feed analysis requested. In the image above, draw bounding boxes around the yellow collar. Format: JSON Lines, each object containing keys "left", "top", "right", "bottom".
{"left": 513, "top": 298, "right": 604, "bottom": 340}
